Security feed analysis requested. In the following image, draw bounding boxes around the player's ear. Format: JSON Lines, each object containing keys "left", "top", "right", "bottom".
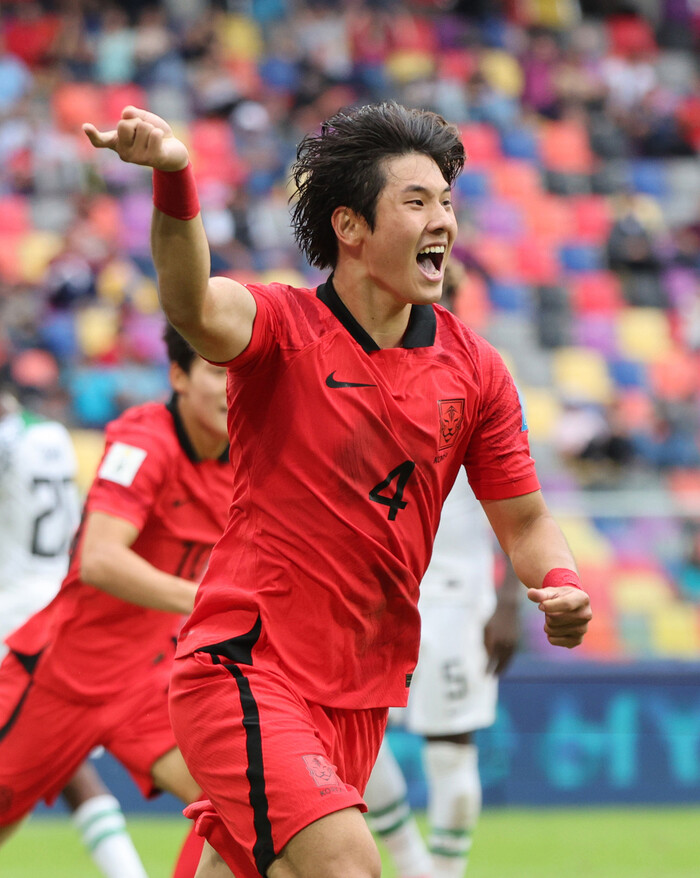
{"left": 169, "top": 361, "right": 188, "bottom": 394}
{"left": 331, "top": 206, "right": 365, "bottom": 248}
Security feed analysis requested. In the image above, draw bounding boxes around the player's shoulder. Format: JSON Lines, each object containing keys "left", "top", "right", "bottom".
{"left": 105, "top": 401, "right": 177, "bottom": 451}
{"left": 433, "top": 304, "right": 502, "bottom": 365}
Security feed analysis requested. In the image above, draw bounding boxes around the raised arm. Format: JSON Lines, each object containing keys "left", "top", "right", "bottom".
{"left": 83, "top": 105, "right": 255, "bottom": 363}
{"left": 481, "top": 490, "right": 592, "bottom": 649}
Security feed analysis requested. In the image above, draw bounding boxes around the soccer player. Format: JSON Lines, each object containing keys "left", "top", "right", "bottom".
{"left": 83, "top": 101, "right": 592, "bottom": 878}
{"left": 0, "top": 386, "right": 150, "bottom": 877}
{"left": 364, "top": 470, "right": 521, "bottom": 877}
{"left": 363, "top": 259, "right": 522, "bottom": 878}
{"left": 0, "top": 326, "right": 233, "bottom": 870}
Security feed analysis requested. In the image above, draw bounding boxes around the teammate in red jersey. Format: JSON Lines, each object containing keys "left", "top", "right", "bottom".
{"left": 83, "top": 102, "right": 592, "bottom": 878}
{"left": 0, "top": 325, "right": 232, "bottom": 857}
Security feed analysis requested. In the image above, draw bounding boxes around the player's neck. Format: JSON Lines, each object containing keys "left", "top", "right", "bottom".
{"left": 332, "top": 266, "right": 411, "bottom": 350}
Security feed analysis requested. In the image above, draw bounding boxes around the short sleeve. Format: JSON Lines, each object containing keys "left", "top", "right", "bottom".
{"left": 209, "top": 283, "right": 284, "bottom": 376}
{"left": 464, "top": 344, "right": 540, "bottom": 501}
{"left": 87, "top": 421, "right": 170, "bottom": 531}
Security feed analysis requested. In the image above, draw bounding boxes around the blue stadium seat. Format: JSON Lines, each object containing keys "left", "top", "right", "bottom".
{"left": 607, "top": 357, "right": 648, "bottom": 389}
{"left": 559, "top": 243, "right": 604, "bottom": 272}
{"left": 628, "top": 159, "right": 669, "bottom": 198}
{"left": 487, "top": 280, "right": 532, "bottom": 312}
{"left": 499, "top": 125, "right": 540, "bottom": 162}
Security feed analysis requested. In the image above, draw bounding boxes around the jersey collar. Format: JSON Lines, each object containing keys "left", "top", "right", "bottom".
{"left": 316, "top": 275, "right": 436, "bottom": 353}
{"left": 166, "top": 393, "right": 229, "bottom": 464}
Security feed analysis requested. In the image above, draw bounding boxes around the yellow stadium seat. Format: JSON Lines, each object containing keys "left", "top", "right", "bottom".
{"left": 69, "top": 428, "right": 105, "bottom": 495}
{"left": 616, "top": 308, "right": 672, "bottom": 362}
{"left": 552, "top": 346, "right": 613, "bottom": 404}
{"left": 17, "top": 231, "right": 63, "bottom": 284}
{"left": 76, "top": 307, "right": 119, "bottom": 359}
{"left": 219, "top": 14, "right": 263, "bottom": 61}
{"left": 650, "top": 604, "right": 700, "bottom": 658}
{"left": 611, "top": 568, "right": 674, "bottom": 613}
{"left": 556, "top": 516, "right": 614, "bottom": 566}
{"left": 386, "top": 51, "right": 435, "bottom": 83}
{"left": 520, "top": 386, "right": 561, "bottom": 440}
{"left": 479, "top": 49, "right": 524, "bottom": 97}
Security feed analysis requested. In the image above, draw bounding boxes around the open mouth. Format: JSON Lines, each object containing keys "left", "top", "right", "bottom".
{"left": 416, "top": 245, "right": 446, "bottom": 279}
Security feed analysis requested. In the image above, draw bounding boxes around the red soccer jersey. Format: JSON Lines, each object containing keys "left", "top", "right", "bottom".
{"left": 9, "top": 399, "right": 232, "bottom": 701}
{"left": 177, "top": 280, "right": 539, "bottom": 708}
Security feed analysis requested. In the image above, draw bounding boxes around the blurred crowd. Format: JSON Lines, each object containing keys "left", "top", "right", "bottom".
{"left": 1, "top": 0, "right": 700, "bottom": 657}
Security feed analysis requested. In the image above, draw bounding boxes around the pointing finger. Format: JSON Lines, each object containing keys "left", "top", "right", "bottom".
{"left": 82, "top": 123, "right": 118, "bottom": 150}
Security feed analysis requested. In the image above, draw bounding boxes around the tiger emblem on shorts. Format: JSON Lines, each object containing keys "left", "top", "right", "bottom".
{"left": 302, "top": 754, "right": 342, "bottom": 788}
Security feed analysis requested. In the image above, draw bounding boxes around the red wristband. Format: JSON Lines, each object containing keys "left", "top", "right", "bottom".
{"left": 542, "top": 568, "right": 582, "bottom": 591}
{"left": 153, "top": 163, "right": 200, "bottom": 220}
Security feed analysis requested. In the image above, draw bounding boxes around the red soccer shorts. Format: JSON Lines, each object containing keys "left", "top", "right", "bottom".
{"left": 169, "top": 649, "right": 388, "bottom": 878}
{"left": 0, "top": 650, "right": 177, "bottom": 824}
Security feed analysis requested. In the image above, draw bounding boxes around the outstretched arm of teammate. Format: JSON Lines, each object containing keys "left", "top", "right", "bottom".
{"left": 484, "top": 555, "right": 521, "bottom": 674}
{"left": 79, "top": 511, "right": 197, "bottom": 613}
{"left": 82, "top": 106, "right": 255, "bottom": 364}
{"left": 481, "top": 491, "right": 592, "bottom": 649}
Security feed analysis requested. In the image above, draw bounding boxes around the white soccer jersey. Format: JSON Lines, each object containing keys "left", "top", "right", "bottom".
{"left": 420, "top": 467, "right": 496, "bottom": 616}
{"left": 402, "top": 470, "right": 499, "bottom": 734}
{"left": 0, "top": 410, "right": 80, "bottom": 649}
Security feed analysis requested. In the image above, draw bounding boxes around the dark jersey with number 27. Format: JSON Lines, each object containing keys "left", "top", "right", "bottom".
{"left": 177, "top": 279, "right": 539, "bottom": 709}
{"left": 9, "top": 399, "right": 232, "bottom": 702}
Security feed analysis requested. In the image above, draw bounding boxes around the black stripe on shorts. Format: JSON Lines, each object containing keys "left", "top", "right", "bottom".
{"left": 199, "top": 616, "right": 275, "bottom": 873}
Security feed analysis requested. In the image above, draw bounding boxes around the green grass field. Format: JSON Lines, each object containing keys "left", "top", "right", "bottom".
{"left": 2, "top": 807, "right": 700, "bottom": 877}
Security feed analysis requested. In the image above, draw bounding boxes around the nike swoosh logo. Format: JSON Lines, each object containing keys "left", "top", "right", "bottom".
{"left": 325, "top": 371, "right": 376, "bottom": 389}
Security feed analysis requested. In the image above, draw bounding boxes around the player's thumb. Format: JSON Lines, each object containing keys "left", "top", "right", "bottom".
{"left": 527, "top": 587, "right": 558, "bottom": 606}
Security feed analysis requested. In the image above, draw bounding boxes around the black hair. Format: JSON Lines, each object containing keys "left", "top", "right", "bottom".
{"left": 163, "top": 322, "right": 198, "bottom": 373}
{"left": 291, "top": 101, "right": 465, "bottom": 269}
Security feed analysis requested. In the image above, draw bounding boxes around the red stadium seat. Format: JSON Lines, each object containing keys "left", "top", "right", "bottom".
{"left": 570, "top": 272, "right": 625, "bottom": 315}
{"left": 570, "top": 195, "right": 613, "bottom": 243}
{"left": 540, "top": 120, "right": 595, "bottom": 174}
{"left": 52, "top": 83, "right": 105, "bottom": 133}
{"left": 460, "top": 124, "right": 502, "bottom": 163}
{"left": 490, "top": 159, "right": 543, "bottom": 201}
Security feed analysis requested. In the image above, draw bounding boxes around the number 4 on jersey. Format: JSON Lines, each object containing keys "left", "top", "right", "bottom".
{"left": 369, "top": 460, "right": 416, "bottom": 521}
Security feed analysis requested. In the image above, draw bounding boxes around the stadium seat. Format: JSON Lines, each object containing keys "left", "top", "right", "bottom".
{"left": 607, "top": 13, "right": 658, "bottom": 57}
{"left": 570, "top": 271, "right": 624, "bottom": 315}
{"left": 569, "top": 195, "right": 613, "bottom": 243}
{"left": 539, "top": 120, "right": 595, "bottom": 174}
{"left": 572, "top": 315, "right": 618, "bottom": 357}
{"left": 611, "top": 564, "right": 674, "bottom": 613}
{"left": 552, "top": 346, "right": 613, "bottom": 404}
{"left": 616, "top": 309, "right": 673, "bottom": 362}
{"left": 52, "top": 82, "right": 105, "bottom": 132}
{"left": 488, "top": 280, "right": 531, "bottom": 312}
{"left": 459, "top": 124, "right": 503, "bottom": 163}
{"left": 474, "top": 198, "right": 525, "bottom": 238}
{"left": 556, "top": 516, "right": 614, "bottom": 566}
{"left": 437, "top": 48, "right": 476, "bottom": 81}
{"left": 559, "top": 243, "right": 604, "bottom": 272}
{"left": 17, "top": 230, "right": 63, "bottom": 284}
{"left": 650, "top": 605, "right": 700, "bottom": 657}
{"left": 522, "top": 195, "right": 574, "bottom": 243}
{"left": 607, "top": 358, "right": 648, "bottom": 390}
{"left": 101, "top": 83, "right": 149, "bottom": 123}
{"left": 473, "top": 236, "right": 517, "bottom": 279}
{"left": 0, "top": 195, "right": 30, "bottom": 234}
{"left": 490, "top": 160, "right": 543, "bottom": 200}
{"left": 519, "top": 386, "right": 560, "bottom": 441}
{"left": 69, "top": 429, "right": 106, "bottom": 494}
{"left": 499, "top": 125, "right": 540, "bottom": 162}
{"left": 514, "top": 237, "right": 560, "bottom": 284}
{"left": 75, "top": 307, "right": 120, "bottom": 359}
{"left": 628, "top": 160, "right": 669, "bottom": 198}
{"left": 648, "top": 350, "right": 699, "bottom": 402}
{"left": 455, "top": 166, "right": 492, "bottom": 199}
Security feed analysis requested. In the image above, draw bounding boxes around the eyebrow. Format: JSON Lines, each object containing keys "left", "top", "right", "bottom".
{"left": 400, "top": 184, "right": 452, "bottom": 196}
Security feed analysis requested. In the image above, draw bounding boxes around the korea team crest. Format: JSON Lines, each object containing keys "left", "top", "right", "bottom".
{"left": 438, "top": 398, "right": 465, "bottom": 451}
{"left": 303, "top": 754, "right": 343, "bottom": 788}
